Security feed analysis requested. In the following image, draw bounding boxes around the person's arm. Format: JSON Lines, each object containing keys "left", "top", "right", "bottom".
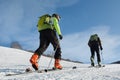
{"left": 88, "top": 39, "right": 91, "bottom": 47}
{"left": 53, "top": 17, "right": 62, "bottom": 35}
{"left": 53, "top": 17, "right": 63, "bottom": 39}
{"left": 98, "top": 37, "right": 103, "bottom": 50}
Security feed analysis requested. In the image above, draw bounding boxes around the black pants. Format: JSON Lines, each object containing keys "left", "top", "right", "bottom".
{"left": 35, "top": 29, "right": 61, "bottom": 59}
{"left": 90, "top": 46, "right": 101, "bottom": 63}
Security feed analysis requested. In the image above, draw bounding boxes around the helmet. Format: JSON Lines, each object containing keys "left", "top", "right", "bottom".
{"left": 52, "top": 13, "right": 61, "bottom": 21}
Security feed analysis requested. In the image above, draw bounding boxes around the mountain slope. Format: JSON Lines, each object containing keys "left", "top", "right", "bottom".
{"left": 0, "top": 46, "right": 120, "bottom": 80}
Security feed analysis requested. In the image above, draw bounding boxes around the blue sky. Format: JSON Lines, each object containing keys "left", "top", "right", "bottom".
{"left": 1, "top": 0, "right": 120, "bottom": 63}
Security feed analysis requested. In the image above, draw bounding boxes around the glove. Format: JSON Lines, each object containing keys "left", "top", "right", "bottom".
{"left": 59, "top": 35, "right": 63, "bottom": 40}
{"left": 100, "top": 46, "right": 103, "bottom": 50}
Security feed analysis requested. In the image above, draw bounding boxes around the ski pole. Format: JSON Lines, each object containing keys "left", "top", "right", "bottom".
{"left": 37, "top": 46, "right": 57, "bottom": 69}
{"left": 46, "top": 44, "right": 59, "bottom": 70}
{"left": 101, "top": 50, "right": 104, "bottom": 64}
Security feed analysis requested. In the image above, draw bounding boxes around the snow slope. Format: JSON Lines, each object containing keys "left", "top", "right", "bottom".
{"left": 0, "top": 46, "right": 120, "bottom": 80}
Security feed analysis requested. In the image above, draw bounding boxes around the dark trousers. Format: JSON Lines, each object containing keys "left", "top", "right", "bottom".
{"left": 35, "top": 29, "right": 61, "bottom": 59}
{"left": 90, "top": 46, "right": 101, "bottom": 63}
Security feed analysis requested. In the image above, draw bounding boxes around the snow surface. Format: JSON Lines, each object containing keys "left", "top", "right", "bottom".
{"left": 0, "top": 46, "right": 120, "bottom": 80}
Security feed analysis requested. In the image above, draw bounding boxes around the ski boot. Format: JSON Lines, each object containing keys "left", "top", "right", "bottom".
{"left": 54, "top": 59, "right": 62, "bottom": 70}
{"left": 98, "top": 62, "right": 102, "bottom": 67}
{"left": 90, "top": 57, "right": 95, "bottom": 66}
{"left": 30, "top": 53, "right": 39, "bottom": 70}
{"left": 91, "top": 62, "right": 95, "bottom": 67}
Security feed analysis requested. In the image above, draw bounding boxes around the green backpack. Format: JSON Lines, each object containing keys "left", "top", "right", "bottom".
{"left": 37, "top": 14, "right": 51, "bottom": 28}
{"left": 90, "top": 34, "right": 98, "bottom": 41}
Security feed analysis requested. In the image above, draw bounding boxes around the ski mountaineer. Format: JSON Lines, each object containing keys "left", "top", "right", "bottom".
{"left": 88, "top": 34, "right": 103, "bottom": 67}
{"left": 30, "top": 13, "right": 63, "bottom": 71}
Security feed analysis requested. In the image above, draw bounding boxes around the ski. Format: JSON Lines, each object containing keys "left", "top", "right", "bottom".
{"left": 5, "top": 68, "right": 57, "bottom": 76}
{"left": 95, "top": 65, "right": 105, "bottom": 68}
{"left": 5, "top": 66, "right": 77, "bottom": 76}
{"left": 88, "top": 65, "right": 105, "bottom": 68}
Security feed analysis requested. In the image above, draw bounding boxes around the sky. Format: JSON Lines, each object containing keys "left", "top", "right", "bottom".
{"left": 1, "top": 0, "right": 120, "bottom": 63}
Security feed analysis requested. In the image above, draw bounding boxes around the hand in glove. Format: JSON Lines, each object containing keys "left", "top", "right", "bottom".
{"left": 59, "top": 35, "right": 63, "bottom": 40}
{"left": 100, "top": 46, "right": 103, "bottom": 50}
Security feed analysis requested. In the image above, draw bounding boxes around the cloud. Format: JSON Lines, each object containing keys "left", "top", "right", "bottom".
{"left": 0, "top": 0, "right": 79, "bottom": 47}
{"left": 48, "top": 0, "right": 80, "bottom": 7}
{"left": 61, "top": 26, "right": 120, "bottom": 63}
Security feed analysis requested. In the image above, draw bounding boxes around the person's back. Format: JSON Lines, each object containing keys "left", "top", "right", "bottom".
{"left": 88, "top": 34, "right": 103, "bottom": 67}
{"left": 88, "top": 34, "right": 101, "bottom": 48}
{"left": 37, "top": 14, "right": 52, "bottom": 31}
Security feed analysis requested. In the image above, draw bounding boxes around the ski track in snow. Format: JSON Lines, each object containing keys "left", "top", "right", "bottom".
{"left": 0, "top": 46, "right": 120, "bottom": 80}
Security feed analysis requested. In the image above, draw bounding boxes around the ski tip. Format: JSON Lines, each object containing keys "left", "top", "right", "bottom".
{"left": 102, "top": 65, "right": 105, "bottom": 67}
{"left": 44, "top": 69, "right": 48, "bottom": 72}
{"left": 72, "top": 66, "right": 77, "bottom": 69}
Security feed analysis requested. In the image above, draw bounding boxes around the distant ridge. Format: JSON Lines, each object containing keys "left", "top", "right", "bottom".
{"left": 111, "top": 61, "right": 120, "bottom": 64}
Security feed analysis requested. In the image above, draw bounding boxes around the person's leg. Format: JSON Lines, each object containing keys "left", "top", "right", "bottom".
{"left": 90, "top": 48, "right": 95, "bottom": 66}
{"left": 96, "top": 47, "right": 101, "bottom": 66}
{"left": 30, "top": 31, "right": 50, "bottom": 70}
{"left": 30, "top": 54, "right": 39, "bottom": 70}
{"left": 49, "top": 30, "right": 62, "bottom": 69}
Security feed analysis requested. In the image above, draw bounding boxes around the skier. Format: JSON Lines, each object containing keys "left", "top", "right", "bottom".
{"left": 88, "top": 34, "right": 103, "bottom": 67}
{"left": 30, "top": 13, "right": 63, "bottom": 70}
